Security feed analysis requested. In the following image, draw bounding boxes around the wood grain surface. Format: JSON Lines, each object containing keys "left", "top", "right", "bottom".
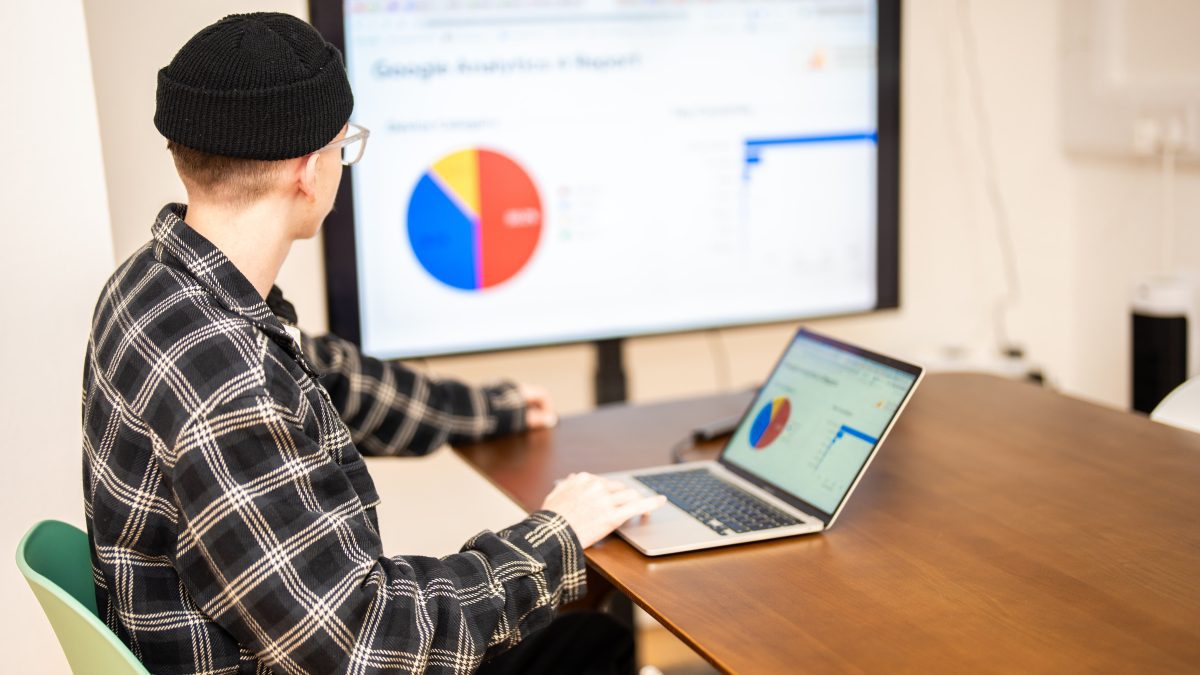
{"left": 456, "top": 373, "right": 1200, "bottom": 673}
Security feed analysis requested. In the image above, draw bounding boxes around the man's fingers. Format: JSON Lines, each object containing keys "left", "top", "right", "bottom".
{"left": 547, "top": 472, "right": 585, "bottom": 497}
{"left": 526, "top": 407, "right": 559, "bottom": 430}
{"left": 615, "top": 495, "right": 668, "bottom": 522}
{"left": 519, "top": 384, "right": 556, "bottom": 423}
{"left": 602, "top": 477, "right": 633, "bottom": 493}
{"left": 608, "top": 486, "right": 650, "bottom": 507}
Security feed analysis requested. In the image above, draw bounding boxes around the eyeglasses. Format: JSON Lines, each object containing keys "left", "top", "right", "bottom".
{"left": 320, "top": 123, "right": 370, "bottom": 166}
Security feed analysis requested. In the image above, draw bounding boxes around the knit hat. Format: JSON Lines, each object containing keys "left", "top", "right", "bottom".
{"left": 154, "top": 12, "right": 353, "bottom": 160}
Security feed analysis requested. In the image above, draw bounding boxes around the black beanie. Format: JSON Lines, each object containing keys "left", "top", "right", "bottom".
{"left": 154, "top": 12, "right": 354, "bottom": 160}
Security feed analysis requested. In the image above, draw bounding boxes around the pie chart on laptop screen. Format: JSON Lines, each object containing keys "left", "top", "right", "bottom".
{"left": 749, "top": 397, "right": 791, "bottom": 449}
{"left": 406, "top": 148, "right": 543, "bottom": 291}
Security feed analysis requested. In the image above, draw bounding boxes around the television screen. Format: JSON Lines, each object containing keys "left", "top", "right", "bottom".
{"left": 314, "top": 0, "right": 899, "bottom": 357}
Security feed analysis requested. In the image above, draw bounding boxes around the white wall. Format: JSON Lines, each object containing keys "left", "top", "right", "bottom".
{"left": 0, "top": 2, "right": 115, "bottom": 671}
{"left": 84, "top": 0, "right": 328, "bottom": 332}
{"left": 84, "top": 0, "right": 1200, "bottom": 418}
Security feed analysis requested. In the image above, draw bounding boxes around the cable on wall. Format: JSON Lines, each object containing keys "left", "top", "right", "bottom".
{"left": 956, "top": 0, "right": 1023, "bottom": 354}
{"left": 1160, "top": 139, "right": 1178, "bottom": 274}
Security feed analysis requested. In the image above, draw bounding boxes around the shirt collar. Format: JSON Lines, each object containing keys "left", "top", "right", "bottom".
{"left": 151, "top": 203, "right": 318, "bottom": 376}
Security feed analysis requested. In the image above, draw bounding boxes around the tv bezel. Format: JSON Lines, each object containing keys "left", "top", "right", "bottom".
{"left": 311, "top": 0, "right": 901, "bottom": 355}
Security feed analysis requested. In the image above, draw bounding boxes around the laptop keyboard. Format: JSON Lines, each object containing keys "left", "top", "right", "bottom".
{"left": 634, "top": 468, "right": 801, "bottom": 536}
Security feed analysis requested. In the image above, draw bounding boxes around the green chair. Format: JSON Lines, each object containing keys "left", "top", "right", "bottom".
{"left": 16, "top": 520, "right": 150, "bottom": 674}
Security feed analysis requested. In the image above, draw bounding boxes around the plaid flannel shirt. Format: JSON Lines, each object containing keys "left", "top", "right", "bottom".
{"left": 82, "top": 204, "right": 586, "bottom": 674}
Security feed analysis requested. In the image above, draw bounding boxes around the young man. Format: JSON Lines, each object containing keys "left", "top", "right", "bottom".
{"left": 82, "top": 13, "right": 663, "bottom": 674}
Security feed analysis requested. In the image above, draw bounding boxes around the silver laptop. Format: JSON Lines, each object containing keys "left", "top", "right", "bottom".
{"left": 605, "top": 328, "right": 923, "bottom": 556}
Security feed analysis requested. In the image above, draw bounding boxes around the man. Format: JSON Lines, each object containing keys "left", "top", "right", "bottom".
{"left": 82, "top": 12, "right": 664, "bottom": 674}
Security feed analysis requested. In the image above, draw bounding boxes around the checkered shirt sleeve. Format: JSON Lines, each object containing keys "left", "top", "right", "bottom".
{"left": 300, "top": 332, "right": 526, "bottom": 457}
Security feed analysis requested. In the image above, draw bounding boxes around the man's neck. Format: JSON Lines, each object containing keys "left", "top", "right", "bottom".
{"left": 184, "top": 198, "right": 296, "bottom": 299}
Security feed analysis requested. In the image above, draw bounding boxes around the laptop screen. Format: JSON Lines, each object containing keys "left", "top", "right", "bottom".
{"left": 721, "top": 330, "right": 920, "bottom": 516}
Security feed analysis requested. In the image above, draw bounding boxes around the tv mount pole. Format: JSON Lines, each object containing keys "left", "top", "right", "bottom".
{"left": 593, "top": 337, "right": 635, "bottom": 628}
{"left": 594, "top": 338, "right": 627, "bottom": 405}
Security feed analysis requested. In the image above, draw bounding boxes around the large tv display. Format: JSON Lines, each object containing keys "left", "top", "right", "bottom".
{"left": 313, "top": 0, "right": 900, "bottom": 358}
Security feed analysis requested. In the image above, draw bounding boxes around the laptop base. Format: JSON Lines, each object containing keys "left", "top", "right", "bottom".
{"left": 606, "top": 461, "right": 824, "bottom": 556}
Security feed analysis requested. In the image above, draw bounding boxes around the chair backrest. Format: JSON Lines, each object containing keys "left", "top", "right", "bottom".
{"left": 15, "top": 520, "right": 150, "bottom": 675}
{"left": 1151, "top": 376, "right": 1200, "bottom": 435}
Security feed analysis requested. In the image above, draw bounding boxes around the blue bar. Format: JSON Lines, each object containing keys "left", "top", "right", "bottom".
{"left": 742, "top": 131, "right": 877, "bottom": 175}
{"left": 835, "top": 424, "right": 878, "bottom": 445}
{"left": 745, "top": 131, "right": 878, "bottom": 148}
{"left": 816, "top": 424, "right": 879, "bottom": 469}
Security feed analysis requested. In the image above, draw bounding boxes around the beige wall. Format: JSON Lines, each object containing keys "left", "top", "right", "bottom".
{"left": 0, "top": 2, "right": 115, "bottom": 671}
{"left": 84, "top": 0, "right": 1200, "bottom": 422}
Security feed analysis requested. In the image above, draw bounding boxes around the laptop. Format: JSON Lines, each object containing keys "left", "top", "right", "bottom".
{"left": 605, "top": 328, "right": 923, "bottom": 556}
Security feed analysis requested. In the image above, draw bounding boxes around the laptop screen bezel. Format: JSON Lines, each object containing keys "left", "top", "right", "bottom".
{"left": 717, "top": 327, "right": 923, "bottom": 525}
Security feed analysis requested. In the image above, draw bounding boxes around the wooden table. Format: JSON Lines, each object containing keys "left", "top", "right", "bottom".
{"left": 457, "top": 373, "right": 1200, "bottom": 673}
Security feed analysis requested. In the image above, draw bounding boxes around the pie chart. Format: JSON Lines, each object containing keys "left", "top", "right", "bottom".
{"left": 407, "top": 148, "right": 543, "bottom": 291}
{"left": 749, "top": 397, "right": 791, "bottom": 449}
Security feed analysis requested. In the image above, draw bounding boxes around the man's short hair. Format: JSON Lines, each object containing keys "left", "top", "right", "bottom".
{"left": 167, "top": 141, "right": 284, "bottom": 204}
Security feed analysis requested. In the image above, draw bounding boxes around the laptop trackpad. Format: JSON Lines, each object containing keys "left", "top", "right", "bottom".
{"left": 617, "top": 492, "right": 721, "bottom": 546}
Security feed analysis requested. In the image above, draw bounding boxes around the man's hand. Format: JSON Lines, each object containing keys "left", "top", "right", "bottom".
{"left": 541, "top": 473, "right": 667, "bottom": 548}
{"left": 519, "top": 383, "right": 558, "bottom": 430}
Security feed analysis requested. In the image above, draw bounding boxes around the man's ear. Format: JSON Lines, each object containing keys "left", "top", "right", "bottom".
{"left": 296, "top": 153, "right": 320, "bottom": 203}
